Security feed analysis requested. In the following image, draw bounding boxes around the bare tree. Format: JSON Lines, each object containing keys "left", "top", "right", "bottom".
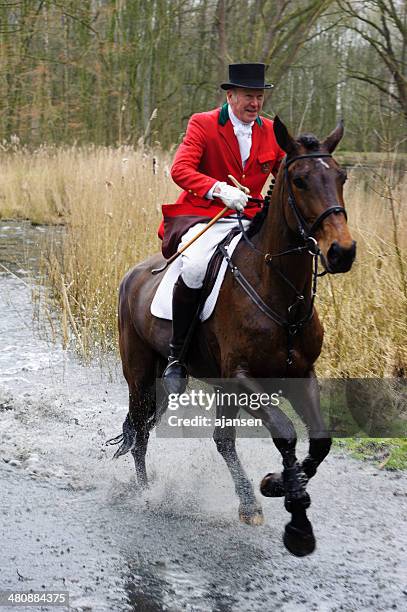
{"left": 338, "top": 0, "right": 407, "bottom": 122}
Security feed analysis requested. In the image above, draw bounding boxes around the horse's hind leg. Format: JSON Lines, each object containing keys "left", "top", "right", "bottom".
{"left": 118, "top": 315, "right": 158, "bottom": 488}
{"left": 109, "top": 381, "right": 155, "bottom": 489}
{"left": 213, "top": 400, "right": 264, "bottom": 526}
{"left": 129, "top": 383, "right": 156, "bottom": 489}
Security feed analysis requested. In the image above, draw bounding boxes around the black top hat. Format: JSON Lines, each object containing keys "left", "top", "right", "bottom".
{"left": 220, "top": 63, "right": 273, "bottom": 90}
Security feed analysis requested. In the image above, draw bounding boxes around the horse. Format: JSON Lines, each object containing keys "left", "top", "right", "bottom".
{"left": 113, "top": 116, "right": 356, "bottom": 557}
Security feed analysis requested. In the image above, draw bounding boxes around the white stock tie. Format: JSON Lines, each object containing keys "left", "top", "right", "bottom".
{"left": 233, "top": 123, "right": 252, "bottom": 167}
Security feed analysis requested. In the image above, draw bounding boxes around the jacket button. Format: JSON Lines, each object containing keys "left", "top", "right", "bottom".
{"left": 194, "top": 192, "right": 198, "bottom": 196}
{"left": 242, "top": 174, "right": 246, "bottom": 179}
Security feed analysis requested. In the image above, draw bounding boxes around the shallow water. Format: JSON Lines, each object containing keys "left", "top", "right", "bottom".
{"left": 0, "top": 220, "right": 59, "bottom": 275}
{"left": 0, "top": 221, "right": 406, "bottom": 611}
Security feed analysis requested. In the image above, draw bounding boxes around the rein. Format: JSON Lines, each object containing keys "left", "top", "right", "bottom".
{"left": 219, "top": 152, "right": 347, "bottom": 366}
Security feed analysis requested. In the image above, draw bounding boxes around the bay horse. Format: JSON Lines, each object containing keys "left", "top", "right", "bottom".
{"left": 113, "top": 117, "right": 356, "bottom": 557}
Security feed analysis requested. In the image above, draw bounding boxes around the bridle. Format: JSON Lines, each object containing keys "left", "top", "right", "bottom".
{"left": 284, "top": 152, "right": 347, "bottom": 244}
{"left": 219, "top": 152, "right": 348, "bottom": 367}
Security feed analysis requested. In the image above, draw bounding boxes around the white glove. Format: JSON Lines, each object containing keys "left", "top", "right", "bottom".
{"left": 214, "top": 182, "right": 248, "bottom": 212}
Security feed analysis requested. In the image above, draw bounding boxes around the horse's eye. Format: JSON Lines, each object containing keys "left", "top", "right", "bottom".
{"left": 293, "top": 177, "right": 307, "bottom": 190}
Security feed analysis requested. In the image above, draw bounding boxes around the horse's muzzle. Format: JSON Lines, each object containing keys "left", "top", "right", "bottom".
{"left": 325, "top": 240, "right": 356, "bottom": 273}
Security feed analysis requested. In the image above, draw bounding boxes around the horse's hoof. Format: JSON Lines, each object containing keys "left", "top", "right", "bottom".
{"left": 260, "top": 473, "right": 285, "bottom": 497}
{"left": 283, "top": 522, "right": 316, "bottom": 557}
{"left": 239, "top": 504, "right": 265, "bottom": 526}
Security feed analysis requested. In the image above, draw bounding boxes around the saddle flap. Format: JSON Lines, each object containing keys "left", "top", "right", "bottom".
{"left": 150, "top": 232, "right": 242, "bottom": 322}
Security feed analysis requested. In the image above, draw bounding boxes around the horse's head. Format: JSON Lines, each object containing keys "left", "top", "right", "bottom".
{"left": 273, "top": 116, "right": 356, "bottom": 274}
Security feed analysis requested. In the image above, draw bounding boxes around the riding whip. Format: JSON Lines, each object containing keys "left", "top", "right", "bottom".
{"left": 151, "top": 206, "right": 229, "bottom": 274}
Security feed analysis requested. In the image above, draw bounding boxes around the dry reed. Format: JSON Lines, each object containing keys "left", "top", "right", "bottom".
{"left": 317, "top": 165, "right": 406, "bottom": 377}
{"left": 0, "top": 144, "right": 405, "bottom": 376}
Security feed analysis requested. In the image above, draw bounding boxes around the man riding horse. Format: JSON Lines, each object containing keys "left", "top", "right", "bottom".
{"left": 160, "top": 63, "right": 285, "bottom": 393}
{"left": 112, "top": 66, "right": 356, "bottom": 554}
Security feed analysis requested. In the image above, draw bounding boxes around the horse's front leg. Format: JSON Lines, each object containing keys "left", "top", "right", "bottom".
{"left": 260, "top": 373, "right": 332, "bottom": 556}
{"left": 261, "top": 372, "right": 332, "bottom": 496}
{"left": 213, "top": 393, "right": 264, "bottom": 526}
{"left": 236, "top": 376, "right": 316, "bottom": 556}
{"left": 272, "top": 436, "right": 315, "bottom": 557}
{"left": 295, "top": 371, "right": 332, "bottom": 480}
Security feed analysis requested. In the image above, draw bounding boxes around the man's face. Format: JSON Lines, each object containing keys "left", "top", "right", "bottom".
{"left": 227, "top": 88, "right": 265, "bottom": 124}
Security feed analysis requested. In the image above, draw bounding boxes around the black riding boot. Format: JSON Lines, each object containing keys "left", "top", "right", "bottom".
{"left": 162, "top": 275, "right": 202, "bottom": 395}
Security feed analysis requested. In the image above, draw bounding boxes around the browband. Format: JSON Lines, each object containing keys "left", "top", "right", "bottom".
{"left": 285, "top": 153, "right": 332, "bottom": 169}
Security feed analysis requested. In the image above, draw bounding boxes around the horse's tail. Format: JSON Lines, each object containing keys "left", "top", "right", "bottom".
{"left": 105, "top": 413, "right": 136, "bottom": 458}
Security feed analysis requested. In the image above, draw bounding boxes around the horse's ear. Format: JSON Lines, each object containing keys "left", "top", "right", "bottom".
{"left": 322, "top": 119, "right": 344, "bottom": 153}
{"left": 273, "top": 115, "right": 297, "bottom": 156}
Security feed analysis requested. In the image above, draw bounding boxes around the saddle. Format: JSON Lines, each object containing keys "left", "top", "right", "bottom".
{"left": 150, "top": 229, "right": 242, "bottom": 322}
{"left": 199, "top": 228, "right": 240, "bottom": 309}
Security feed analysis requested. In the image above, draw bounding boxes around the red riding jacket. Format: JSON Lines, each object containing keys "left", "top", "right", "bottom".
{"left": 159, "top": 103, "right": 285, "bottom": 257}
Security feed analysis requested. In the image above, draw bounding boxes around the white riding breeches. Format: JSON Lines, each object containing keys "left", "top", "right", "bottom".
{"left": 179, "top": 217, "right": 251, "bottom": 289}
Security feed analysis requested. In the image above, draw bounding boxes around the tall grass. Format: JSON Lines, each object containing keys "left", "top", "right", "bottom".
{"left": 0, "top": 143, "right": 178, "bottom": 355}
{"left": 0, "top": 144, "right": 405, "bottom": 377}
{"left": 317, "top": 165, "right": 406, "bottom": 377}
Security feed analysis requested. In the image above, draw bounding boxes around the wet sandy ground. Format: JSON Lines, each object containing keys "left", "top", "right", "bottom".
{"left": 0, "top": 226, "right": 406, "bottom": 611}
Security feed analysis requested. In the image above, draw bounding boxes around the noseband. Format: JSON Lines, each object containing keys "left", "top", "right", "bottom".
{"left": 284, "top": 153, "right": 347, "bottom": 246}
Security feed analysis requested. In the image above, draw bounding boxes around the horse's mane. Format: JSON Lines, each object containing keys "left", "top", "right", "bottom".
{"left": 247, "top": 132, "right": 321, "bottom": 238}
{"left": 247, "top": 207, "right": 268, "bottom": 238}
